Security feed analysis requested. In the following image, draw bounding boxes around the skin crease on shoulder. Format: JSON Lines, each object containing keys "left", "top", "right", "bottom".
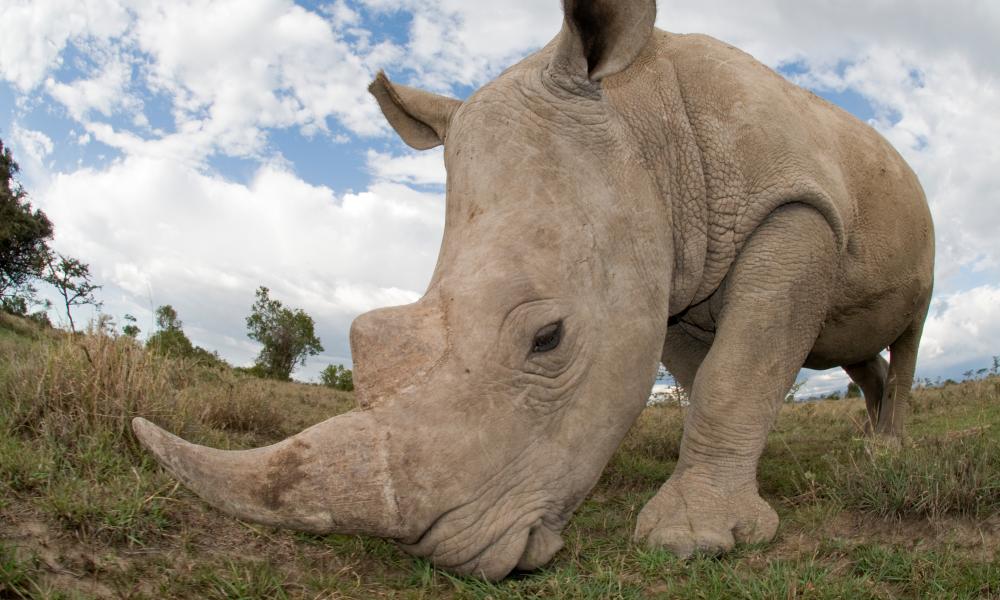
{"left": 132, "top": 0, "right": 935, "bottom": 581}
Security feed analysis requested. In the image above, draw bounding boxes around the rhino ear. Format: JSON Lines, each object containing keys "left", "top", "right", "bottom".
{"left": 368, "top": 71, "right": 462, "bottom": 150}
{"left": 552, "top": 0, "right": 657, "bottom": 82}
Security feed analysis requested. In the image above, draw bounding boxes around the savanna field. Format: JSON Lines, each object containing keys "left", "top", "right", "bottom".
{"left": 1, "top": 312, "right": 998, "bottom": 599}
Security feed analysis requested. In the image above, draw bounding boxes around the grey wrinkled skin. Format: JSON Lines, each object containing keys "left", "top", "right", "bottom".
{"left": 133, "top": 0, "right": 934, "bottom": 580}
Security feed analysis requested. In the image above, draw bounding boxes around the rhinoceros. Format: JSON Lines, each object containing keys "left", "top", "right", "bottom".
{"left": 133, "top": 0, "right": 934, "bottom": 580}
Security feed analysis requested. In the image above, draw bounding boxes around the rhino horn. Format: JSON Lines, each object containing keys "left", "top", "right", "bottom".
{"left": 132, "top": 411, "right": 404, "bottom": 537}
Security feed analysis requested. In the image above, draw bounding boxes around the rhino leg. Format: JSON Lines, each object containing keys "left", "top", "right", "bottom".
{"left": 635, "top": 204, "right": 836, "bottom": 557}
{"left": 877, "top": 306, "right": 930, "bottom": 437}
{"left": 844, "top": 355, "right": 889, "bottom": 433}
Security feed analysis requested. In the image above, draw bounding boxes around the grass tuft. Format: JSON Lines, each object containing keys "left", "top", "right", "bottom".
{"left": 827, "top": 432, "right": 1000, "bottom": 519}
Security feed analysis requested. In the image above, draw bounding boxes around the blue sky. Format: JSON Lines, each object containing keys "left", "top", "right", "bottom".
{"left": 1, "top": 0, "right": 998, "bottom": 396}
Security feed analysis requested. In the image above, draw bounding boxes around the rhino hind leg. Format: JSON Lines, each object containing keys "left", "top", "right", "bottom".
{"left": 843, "top": 355, "right": 889, "bottom": 434}
{"left": 635, "top": 204, "right": 837, "bottom": 557}
{"left": 878, "top": 306, "right": 930, "bottom": 437}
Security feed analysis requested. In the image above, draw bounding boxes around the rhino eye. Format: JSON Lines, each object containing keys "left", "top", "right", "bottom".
{"left": 531, "top": 321, "right": 562, "bottom": 354}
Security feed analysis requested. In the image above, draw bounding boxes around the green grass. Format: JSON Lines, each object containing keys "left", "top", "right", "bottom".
{"left": 1, "top": 312, "right": 998, "bottom": 598}
{"left": 827, "top": 432, "right": 1000, "bottom": 519}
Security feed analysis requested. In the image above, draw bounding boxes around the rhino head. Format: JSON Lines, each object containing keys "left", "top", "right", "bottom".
{"left": 134, "top": 0, "right": 670, "bottom": 580}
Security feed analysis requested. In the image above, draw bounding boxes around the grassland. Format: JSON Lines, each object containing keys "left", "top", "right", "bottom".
{"left": 1, "top": 312, "right": 998, "bottom": 599}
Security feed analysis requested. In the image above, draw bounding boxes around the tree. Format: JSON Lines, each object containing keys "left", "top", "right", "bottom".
{"left": 146, "top": 304, "right": 195, "bottom": 357}
{"left": 122, "top": 314, "right": 140, "bottom": 338}
{"left": 785, "top": 379, "right": 808, "bottom": 403}
{"left": 43, "top": 253, "right": 102, "bottom": 333}
{"left": 145, "top": 304, "right": 228, "bottom": 368}
{"left": 320, "top": 364, "right": 354, "bottom": 391}
{"left": 0, "top": 138, "right": 53, "bottom": 304}
{"left": 845, "top": 382, "right": 862, "bottom": 398}
{"left": 246, "top": 286, "right": 323, "bottom": 381}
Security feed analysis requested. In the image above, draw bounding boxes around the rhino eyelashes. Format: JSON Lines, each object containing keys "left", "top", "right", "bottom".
{"left": 531, "top": 321, "right": 563, "bottom": 354}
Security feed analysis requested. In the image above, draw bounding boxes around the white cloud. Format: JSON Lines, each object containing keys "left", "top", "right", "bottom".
{"left": 656, "top": 0, "right": 1000, "bottom": 79}
{"left": 323, "top": 0, "right": 361, "bottom": 28}
{"left": 10, "top": 125, "right": 54, "bottom": 162}
{"left": 799, "top": 370, "right": 852, "bottom": 399}
{"left": 920, "top": 285, "right": 1000, "bottom": 373}
{"left": 45, "top": 54, "right": 137, "bottom": 121}
{"left": 366, "top": 148, "right": 446, "bottom": 185}
{"left": 130, "top": 0, "right": 382, "bottom": 147}
{"left": 36, "top": 157, "right": 444, "bottom": 377}
{"left": 0, "top": 0, "right": 130, "bottom": 91}
{"left": 358, "top": 0, "right": 560, "bottom": 90}
{"left": 1, "top": 0, "right": 392, "bottom": 165}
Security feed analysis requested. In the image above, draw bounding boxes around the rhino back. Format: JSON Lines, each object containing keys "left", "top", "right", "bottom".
{"left": 653, "top": 31, "right": 930, "bottom": 309}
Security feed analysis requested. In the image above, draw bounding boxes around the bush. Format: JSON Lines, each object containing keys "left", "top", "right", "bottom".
{"left": 320, "top": 364, "right": 354, "bottom": 391}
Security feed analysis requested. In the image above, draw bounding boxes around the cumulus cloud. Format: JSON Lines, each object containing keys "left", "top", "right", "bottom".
{"left": 0, "top": 0, "right": 131, "bottom": 91}
{"left": 920, "top": 285, "right": 1000, "bottom": 373}
{"left": 130, "top": 0, "right": 383, "bottom": 145}
{"left": 799, "top": 370, "right": 852, "bottom": 399}
{"left": 37, "top": 157, "right": 442, "bottom": 376}
{"left": 2, "top": 0, "right": 393, "bottom": 166}
{"left": 10, "top": 125, "right": 54, "bottom": 163}
{"left": 358, "top": 0, "right": 560, "bottom": 90}
{"left": 366, "top": 148, "right": 446, "bottom": 186}
{"left": 45, "top": 54, "right": 138, "bottom": 121}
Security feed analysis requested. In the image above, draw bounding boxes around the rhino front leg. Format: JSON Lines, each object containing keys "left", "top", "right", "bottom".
{"left": 635, "top": 204, "right": 837, "bottom": 556}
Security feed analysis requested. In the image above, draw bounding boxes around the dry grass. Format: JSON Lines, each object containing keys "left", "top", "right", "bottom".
{"left": 1, "top": 314, "right": 998, "bottom": 599}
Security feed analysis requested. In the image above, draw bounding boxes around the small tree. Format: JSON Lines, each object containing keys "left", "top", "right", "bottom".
{"left": 0, "top": 138, "right": 53, "bottom": 305}
{"left": 246, "top": 286, "right": 323, "bottom": 381}
{"left": 145, "top": 305, "right": 228, "bottom": 368}
{"left": 845, "top": 382, "right": 862, "bottom": 398}
{"left": 43, "top": 253, "right": 102, "bottom": 333}
{"left": 146, "top": 304, "right": 195, "bottom": 357}
{"left": 785, "top": 379, "right": 808, "bottom": 403}
{"left": 122, "top": 314, "right": 140, "bottom": 338}
{"left": 94, "top": 313, "right": 116, "bottom": 336}
{"left": 320, "top": 364, "right": 354, "bottom": 391}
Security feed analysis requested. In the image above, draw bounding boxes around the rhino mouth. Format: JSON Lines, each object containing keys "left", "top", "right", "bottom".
{"left": 401, "top": 504, "right": 566, "bottom": 580}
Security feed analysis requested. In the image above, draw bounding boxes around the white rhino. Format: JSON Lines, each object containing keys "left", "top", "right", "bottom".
{"left": 133, "top": 0, "right": 934, "bottom": 581}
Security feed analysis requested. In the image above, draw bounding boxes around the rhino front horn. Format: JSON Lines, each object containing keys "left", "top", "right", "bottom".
{"left": 132, "top": 411, "right": 404, "bottom": 537}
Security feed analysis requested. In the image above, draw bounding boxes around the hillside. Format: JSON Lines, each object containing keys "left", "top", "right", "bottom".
{"left": 1, "top": 313, "right": 998, "bottom": 599}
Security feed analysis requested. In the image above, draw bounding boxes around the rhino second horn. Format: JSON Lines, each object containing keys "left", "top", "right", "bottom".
{"left": 132, "top": 412, "right": 403, "bottom": 537}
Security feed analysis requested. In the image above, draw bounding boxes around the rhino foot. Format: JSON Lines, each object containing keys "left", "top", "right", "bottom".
{"left": 633, "top": 472, "right": 778, "bottom": 557}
